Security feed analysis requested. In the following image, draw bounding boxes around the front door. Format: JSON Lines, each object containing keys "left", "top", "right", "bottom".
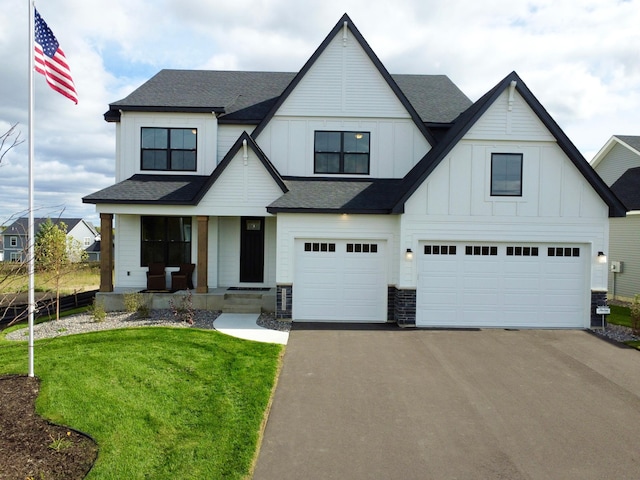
{"left": 240, "top": 217, "right": 264, "bottom": 283}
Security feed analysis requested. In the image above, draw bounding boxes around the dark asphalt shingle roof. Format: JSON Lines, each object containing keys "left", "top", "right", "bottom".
{"left": 267, "top": 178, "right": 405, "bottom": 213}
{"left": 610, "top": 167, "right": 640, "bottom": 211}
{"left": 614, "top": 135, "right": 640, "bottom": 153}
{"left": 107, "top": 70, "right": 471, "bottom": 125}
{"left": 82, "top": 175, "right": 210, "bottom": 205}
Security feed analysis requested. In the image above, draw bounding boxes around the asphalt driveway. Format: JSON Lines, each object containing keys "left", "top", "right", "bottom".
{"left": 253, "top": 325, "right": 640, "bottom": 479}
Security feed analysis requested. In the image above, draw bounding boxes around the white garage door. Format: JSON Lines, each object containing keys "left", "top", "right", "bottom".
{"left": 416, "top": 243, "right": 588, "bottom": 328}
{"left": 293, "top": 239, "right": 387, "bottom": 322}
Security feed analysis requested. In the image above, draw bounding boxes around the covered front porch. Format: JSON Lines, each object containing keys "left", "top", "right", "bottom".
{"left": 97, "top": 213, "right": 277, "bottom": 310}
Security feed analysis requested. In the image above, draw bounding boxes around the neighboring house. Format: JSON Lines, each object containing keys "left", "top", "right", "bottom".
{"left": 592, "top": 135, "right": 640, "bottom": 301}
{"left": 3, "top": 217, "right": 99, "bottom": 262}
{"left": 84, "top": 14, "right": 625, "bottom": 329}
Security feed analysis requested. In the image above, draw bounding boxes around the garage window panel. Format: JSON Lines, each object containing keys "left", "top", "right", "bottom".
{"left": 346, "top": 243, "right": 378, "bottom": 253}
{"left": 506, "top": 246, "right": 539, "bottom": 257}
{"left": 304, "top": 242, "right": 335, "bottom": 252}
{"left": 424, "top": 245, "right": 457, "bottom": 255}
{"left": 465, "top": 245, "right": 498, "bottom": 256}
{"left": 548, "top": 247, "right": 580, "bottom": 257}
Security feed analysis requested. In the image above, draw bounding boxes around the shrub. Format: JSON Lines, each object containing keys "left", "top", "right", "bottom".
{"left": 631, "top": 294, "right": 640, "bottom": 336}
{"left": 123, "top": 291, "right": 150, "bottom": 318}
{"left": 169, "top": 290, "right": 195, "bottom": 325}
{"left": 90, "top": 298, "right": 107, "bottom": 323}
{"left": 123, "top": 292, "right": 143, "bottom": 313}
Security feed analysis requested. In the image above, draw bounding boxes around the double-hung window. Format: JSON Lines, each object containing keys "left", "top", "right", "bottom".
{"left": 314, "top": 131, "right": 370, "bottom": 174}
{"left": 141, "top": 216, "right": 192, "bottom": 266}
{"left": 491, "top": 153, "right": 522, "bottom": 196}
{"left": 141, "top": 127, "right": 197, "bottom": 171}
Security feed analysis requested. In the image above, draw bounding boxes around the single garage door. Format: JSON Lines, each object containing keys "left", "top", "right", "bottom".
{"left": 293, "top": 239, "right": 387, "bottom": 322}
{"left": 416, "top": 243, "right": 588, "bottom": 328}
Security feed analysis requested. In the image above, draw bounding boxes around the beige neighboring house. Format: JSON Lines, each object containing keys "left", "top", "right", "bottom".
{"left": 592, "top": 135, "right": 640, "bottom": 301}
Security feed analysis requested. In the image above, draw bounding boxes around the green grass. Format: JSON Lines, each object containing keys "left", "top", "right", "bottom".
{"left": 0, "top": 327, "right": 283, "bottom": 479}
{"left": 608, "top": 304, "right": 632, "bottom": 328}
{"left": 606, "top": 304, "right": 640, "bottom": 350}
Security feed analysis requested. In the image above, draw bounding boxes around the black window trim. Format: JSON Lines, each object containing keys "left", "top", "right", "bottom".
{"left": 140, "top": 127, "right": 198, "bottom": 172}
{"left": 140, "top": 216, "right": 192, "bottom": 267}
{"left": 314, "top": 130, "right": 370, "bottom": 175}
{"left": 490, "top": 152, "right": 523, "bottom": 197}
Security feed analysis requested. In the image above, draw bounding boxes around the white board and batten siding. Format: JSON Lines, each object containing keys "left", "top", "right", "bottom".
{"left": 197, "top": 148, "right": 284, "bottom": 217}
{"left": 398, "top": 84, "right": 610, "bottom": 328}
{"left": 255, "top": 27, "right": 430, "bottom": 178}
{"left": 117, "top": 111, "right": 218, "bottom": 181}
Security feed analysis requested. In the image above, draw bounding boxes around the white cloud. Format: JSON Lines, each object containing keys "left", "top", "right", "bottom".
{"left": 1, "top": 0, "right": 640, "bottom": 224}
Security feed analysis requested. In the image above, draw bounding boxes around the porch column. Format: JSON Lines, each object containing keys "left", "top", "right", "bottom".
{"left": 99, "top": 213, "right": 113, "bottom": 292}
{"left": 196, "top": 216, "right": 209, "bottom": 293}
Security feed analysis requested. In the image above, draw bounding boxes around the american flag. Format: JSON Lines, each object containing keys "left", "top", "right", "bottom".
{"left": 34, "top": 9, "right": 78, "bottom": 104}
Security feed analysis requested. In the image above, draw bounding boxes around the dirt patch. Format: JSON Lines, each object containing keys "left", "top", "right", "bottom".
{"left": 0, "top": 375, "right": 98, "bottom": 479}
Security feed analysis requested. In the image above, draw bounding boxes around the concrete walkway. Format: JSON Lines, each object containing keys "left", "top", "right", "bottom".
{"left": 212, "top": 313, "right": 288, "bottom": 345}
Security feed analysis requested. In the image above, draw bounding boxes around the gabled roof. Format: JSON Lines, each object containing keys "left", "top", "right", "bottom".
{"left": 105, "top": 70, "right": 297, "bottom": 123}
{"left": 251, "top": 14, "right": 438, "bottom": 146}
{"left": 83, "top": 132, "right": 287, "bottom": 206}
{"left": 591, "top": 135, "right": 640, "bottom": 170}
{"left": 104, "top": 71, "right": 470, "bottom": 125}
{"left": 391, "top": 71, "right": 628, "bottom": 217}
{"left": 192, "top": 131, "right": 288, "bottom": 204}
{"left": 610, "top": 166, "right": 640, "bottom": 211}
{"left": 267, "top": 177, "right": 404, "bottom": 214}
{"left": 4, "top": 218, "right": 85, "bottom": 236}
{"left": 82, "top": 174, "right": 210, "bottom": 205}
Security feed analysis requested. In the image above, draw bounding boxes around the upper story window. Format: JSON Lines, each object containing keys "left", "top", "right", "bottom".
{"left": 9, "top": 236, "right": 17, "bottom": 247}
{"left": 141, "top": 127, "right": 197, "bottom": 171}
{"left": 314, "top": 131, "right": 370, "bottom": 174}
{"left": 491, "top": 153, "right": 522, "bottom": 196}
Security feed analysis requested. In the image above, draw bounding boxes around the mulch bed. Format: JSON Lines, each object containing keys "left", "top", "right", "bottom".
{"left": 0, "top": 375, "right": 98, "bottom": 479}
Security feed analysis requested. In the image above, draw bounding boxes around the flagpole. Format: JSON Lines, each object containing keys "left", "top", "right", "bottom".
{"left": 28, "top": 0, "right": 35, "bottom": 378}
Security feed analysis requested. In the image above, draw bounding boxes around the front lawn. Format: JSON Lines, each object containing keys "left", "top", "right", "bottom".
{"left": 608, "top": 304, "right": 633, "bottom": 328}
{"left": 0, "top": 327, "right": 282, "bottom": 479}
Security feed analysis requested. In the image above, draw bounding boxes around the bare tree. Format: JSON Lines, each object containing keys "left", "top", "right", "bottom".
{"left": 0, "top": 123, "right": 24, "bottom": 165}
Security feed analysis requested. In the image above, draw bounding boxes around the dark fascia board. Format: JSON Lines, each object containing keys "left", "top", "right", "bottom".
{"left": 251, "top": 14, "right": 437, "bottom": 146}
{"left": 193, "top": 131, "right": 288, "bottom": 204}
{"left": 392, "top": 71, "right": 628, "bottom": 217}
{"left": 266, "top": 206, "right": 394, "bottom": 214}
{"left": 82, "top": 198, "right": 196, "bottom": 206}
{"left": 104, "top": 105, "right": 226, "bottom": 123}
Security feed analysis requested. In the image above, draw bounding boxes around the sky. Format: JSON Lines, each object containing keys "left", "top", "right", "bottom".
{"left": 1, "top": 0, "right": 639, "bottom": 226}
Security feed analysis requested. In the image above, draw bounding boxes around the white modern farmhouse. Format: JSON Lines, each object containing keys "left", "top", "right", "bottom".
{"left": 84, "top": 14, "right": 626, "bottom": 328}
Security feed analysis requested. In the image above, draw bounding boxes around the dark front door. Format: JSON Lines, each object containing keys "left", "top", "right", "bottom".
{"left": 240, "top": 217, "right": 264, "bottom": 283}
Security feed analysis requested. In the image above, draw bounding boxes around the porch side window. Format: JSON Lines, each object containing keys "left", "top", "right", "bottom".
{"left": 141, "top": 216, "right": 192, "bottom": 266}
{"left": 314, "top": 131, "right": 370, "bottom": 174}
{"left": 141, "top": 127, "right": 197, "bottom": 171}
{"left": 491, "top": 153, "right": 522, "bottom": 196}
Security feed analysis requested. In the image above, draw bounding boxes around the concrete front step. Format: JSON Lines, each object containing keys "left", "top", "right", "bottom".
{"left": 222, "top": 293, "right": 263, "bottom": 313}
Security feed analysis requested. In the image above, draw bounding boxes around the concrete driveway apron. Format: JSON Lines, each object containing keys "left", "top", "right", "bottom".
{"left": 253, "top": 324, "right": 640, "bottom": 480}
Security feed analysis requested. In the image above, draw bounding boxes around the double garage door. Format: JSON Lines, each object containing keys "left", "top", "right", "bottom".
{"left": 293, "top": 239, "right": 387, "bottom": 322}
{"left": 417, "top": 243, "right": 589, "bottom": 328}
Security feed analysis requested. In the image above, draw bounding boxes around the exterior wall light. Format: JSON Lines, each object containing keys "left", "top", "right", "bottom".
{"left": 597, "top": 251, "right": 607, "bottom": 264}
{"left": 405, "top": 248, "right": 413, "bottom": 260}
